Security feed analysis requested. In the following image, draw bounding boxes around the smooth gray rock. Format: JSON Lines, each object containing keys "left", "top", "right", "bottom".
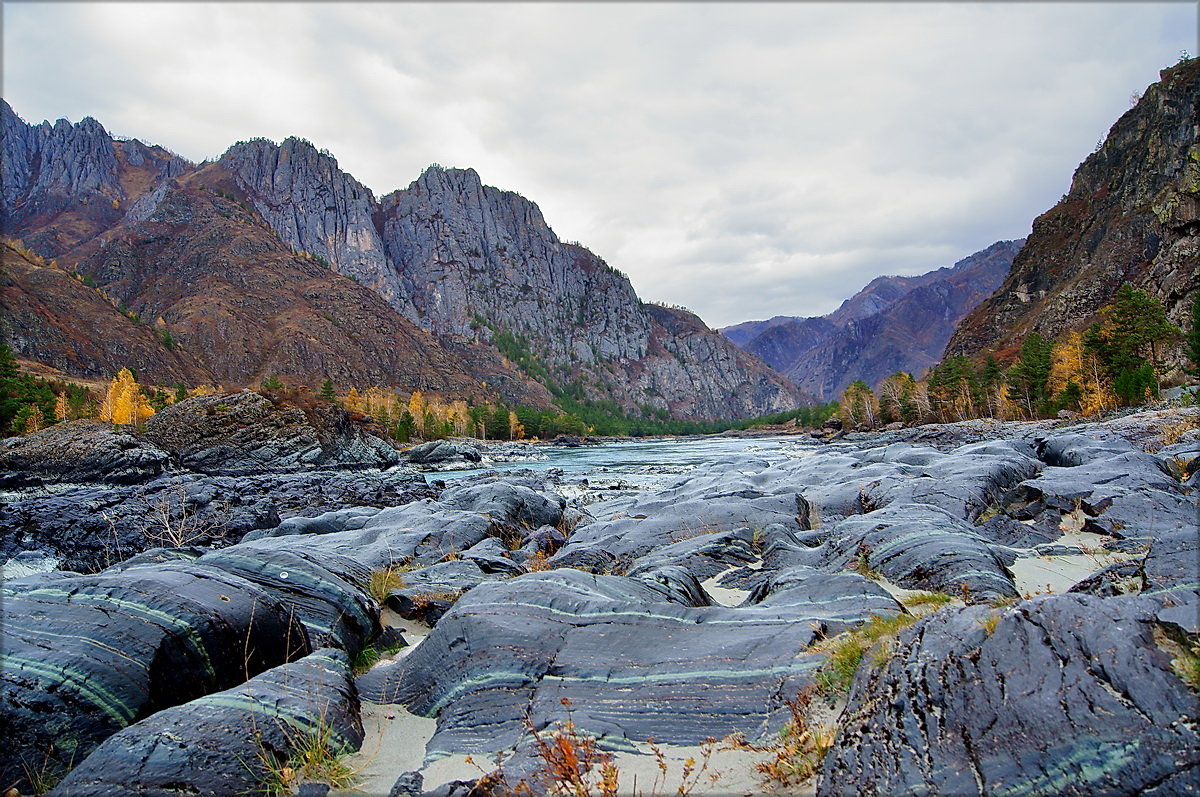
{"left": 359, "top": 568, "right": 903, "bottom": 759}
{"left": 51, "top": 649, "right": 363, "bottom": 797}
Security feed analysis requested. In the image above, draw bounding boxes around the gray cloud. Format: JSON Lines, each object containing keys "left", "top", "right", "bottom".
{"left": 3, "top": 2, "right": 1192, "bottom": 327}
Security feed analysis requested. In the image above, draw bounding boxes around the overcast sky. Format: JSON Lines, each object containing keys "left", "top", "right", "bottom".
{"left": 4, "top": 2, "right": 1194, "bottom": 327}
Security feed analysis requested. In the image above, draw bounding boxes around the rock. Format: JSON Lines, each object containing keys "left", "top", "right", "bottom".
{"left": 0, "top": 420, "right": 169, "bottom": 487}
{"left": 142, "top": 391, "right": 400, "bottom": 475}
{"left": 0, "top": 469, "right": 434, "bottom": 573}
{"left": 625, "top": 526, "right": 758, "bottom": 582}
{"left": 359, "top": 569, "right": 904, "bottom": 759}
{"left": 402, "top": 440, "right": 482, "bottom": 470}
{"left": 819, "top": 594, "right": 1200, "bottom": 796}
{"left": 459, "top": 536, "right": 523, "bottom": 576}
{"left": 439, "top": 480, "right": 565, "bottom": 531}
{"left": 388, "top": 771, "right": 423, "bottom": 797}
{"left": 1068, "top": 560, "right": 1145, "bottom": 597}
{"left": 0, "top": 561, "right": 313, "bottom": 791}
{"left": 51, "top": 649, "right": 363, "bottom": 796}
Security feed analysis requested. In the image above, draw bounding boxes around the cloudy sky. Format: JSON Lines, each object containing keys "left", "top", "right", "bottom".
{"left": 4, "top": 2, "right": 1194, "bottom": 327}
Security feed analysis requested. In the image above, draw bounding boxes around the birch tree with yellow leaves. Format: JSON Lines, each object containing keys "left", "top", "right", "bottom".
{"left": 98, "top": 368, "right": 155, "bottom": 426}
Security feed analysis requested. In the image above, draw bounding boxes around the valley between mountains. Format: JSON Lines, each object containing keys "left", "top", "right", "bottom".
{"left": 0, "top": 58, "right": 1198, "bottom": 797}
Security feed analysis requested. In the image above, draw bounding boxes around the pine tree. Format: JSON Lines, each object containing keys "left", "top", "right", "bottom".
{"left": 319, "top": 379, "right": 337, "bottom": 403}
{"left": 1006, "top": 334, "right": 1053, "bottom": 419}
{"left": 1185, "top": 292, "right": 1200, "bottom": 379}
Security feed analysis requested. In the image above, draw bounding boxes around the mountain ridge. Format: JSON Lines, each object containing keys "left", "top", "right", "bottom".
{"left": 0, "top": 101, "right": 806, "bottom": 420}
{"left": 723, "top": 239, "right": 1023, "bottom": 399}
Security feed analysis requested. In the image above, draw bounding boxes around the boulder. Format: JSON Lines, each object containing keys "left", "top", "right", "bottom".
{"left": 0, "top": 419, "right": 169, "bottom": 487}
{"left": 818, "top": 594, "right": 1200, "bottom": 796}
{"left": 142, "top": 391, "right": 399, "bottom": 475}
{"left": 401, "top": 440, "right": 482, "bottom": 470}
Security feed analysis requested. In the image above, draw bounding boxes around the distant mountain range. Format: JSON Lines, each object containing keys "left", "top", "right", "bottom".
{"left": 0, "top": 101, "right": 805, "bottom": 420}
{"left": 721, "top": 239, "right": 1024, "bottom": 400}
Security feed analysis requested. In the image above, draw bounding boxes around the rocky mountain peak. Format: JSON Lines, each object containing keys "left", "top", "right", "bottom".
{"left": 218, "top": 136, "right": 402, "bottom": 306}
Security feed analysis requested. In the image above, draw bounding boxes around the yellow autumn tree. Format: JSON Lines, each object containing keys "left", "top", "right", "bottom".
{"left": 345, "top": 387, "right": 363, "bottom": 413}
{"left": 449, "top": 400, "right": 471, "bottom": 437}
{"left": 408, "top": 391, "right": 427, "bottom": 438}
{"left": 508, "top": 410, "right": 524, "bottom": 441}
{"left": 54, "top": 392, "right": 70, "bottom": 422}
{"left": 23, "top": 406, "right": 44, "bottom": 434}
{"left": 99, "top": 368, "right": 154, "bottom": 426}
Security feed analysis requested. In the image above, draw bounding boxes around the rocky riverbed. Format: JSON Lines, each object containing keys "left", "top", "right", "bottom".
{"left": 1, "top": 399, "right": 1197, "bottom": 795}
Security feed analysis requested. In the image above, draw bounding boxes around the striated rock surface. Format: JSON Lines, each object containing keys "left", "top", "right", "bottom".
{"left": 358, "top": 569, "right": 877, "bottom": 755}
{"left": 949, "top": 59, "right": 1200, "bottom": 358}
{"left": 725, "top": 239, "right": 1022, "bottom": 398}
{"left": 819, "top": 593, "right": 1200, "bottom": 796}
{"left": 50, "top": 648, "right": 364, "bottom": 797}
{"left": 1, "top": 407, "right": 1197, "bottom": 794}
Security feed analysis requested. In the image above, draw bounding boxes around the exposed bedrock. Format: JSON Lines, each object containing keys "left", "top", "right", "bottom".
{"left": 0, "top": 469, "right": 434, "bottom": 573}
{"left": 51, "top": 648, "right": 363, "bottom": 797}
{"left": 359, "top": 568, "right": 904, "bottom": 758}
{"left": 0, "top": 545, "right": 378, "bottom": 792}
{"left": 819, "top": 592, "right": 1200, "bottom": 796}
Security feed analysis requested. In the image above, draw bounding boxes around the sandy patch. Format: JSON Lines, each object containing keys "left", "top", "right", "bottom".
{"left": 701, "top": 565, "right": 755, "bottom": 607}
{"left": 1009, "top": 530, "right": 1136, "bottom": 596}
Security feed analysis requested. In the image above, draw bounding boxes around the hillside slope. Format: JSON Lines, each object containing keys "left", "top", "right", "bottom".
{"left": 947, "top": 58, "right": 1200, "bottom": 360}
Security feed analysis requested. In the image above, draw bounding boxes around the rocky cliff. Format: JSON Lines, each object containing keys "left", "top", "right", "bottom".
{"left": 948, "top": 59, "right": 1200, "bottom": 359}
{"left": 199, "top": 137, "right": 804, "bottom": 418}
{"left": 726, "top": 239, "right": 1022, "bottom": 399}
{"left": 223, "top": 144, "right": 804, "bottom": 418}
{"left": 1, "top": 100, "right": 189, "bottom": 258}
{"left": 2, "top": 100, "right": 806, "bottom": 421}
{"left": 373, "top": 165, "right": 805, "bottom": 418}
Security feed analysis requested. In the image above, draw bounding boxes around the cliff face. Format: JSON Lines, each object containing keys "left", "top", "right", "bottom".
{"left": 727, "top": 239, "right": 1022, "bottom": 399}
{"left": 2, "top": 103, "right": 801, "bottom": 419}
{"left": 948, "top": 59, "right": 1200, "bottom": 359}
{"left": 219, "top": 138, "right": 404, "bottom": 308}
{"left": 375, "top": 166, "right": 803, "bottom": 418}
{"left": 1, "top": 100, "right": 189, "bottom": 258}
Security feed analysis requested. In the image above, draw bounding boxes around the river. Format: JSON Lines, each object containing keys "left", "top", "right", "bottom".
{"left": 431, "top": 434, "right": 815, "bottom": 488}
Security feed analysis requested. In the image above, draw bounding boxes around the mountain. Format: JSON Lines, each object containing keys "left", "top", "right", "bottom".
{"left": 1, "top": 102, "right": 805, "bottom": 420}
{"left": 723, "top": 239, "right": 1023, "bottom": 399}
{"left": 223, "top": 144, "right": 806, "bottom": 419}
{"left": 947, "top": 58, "right": 1200, "bottom": 360}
